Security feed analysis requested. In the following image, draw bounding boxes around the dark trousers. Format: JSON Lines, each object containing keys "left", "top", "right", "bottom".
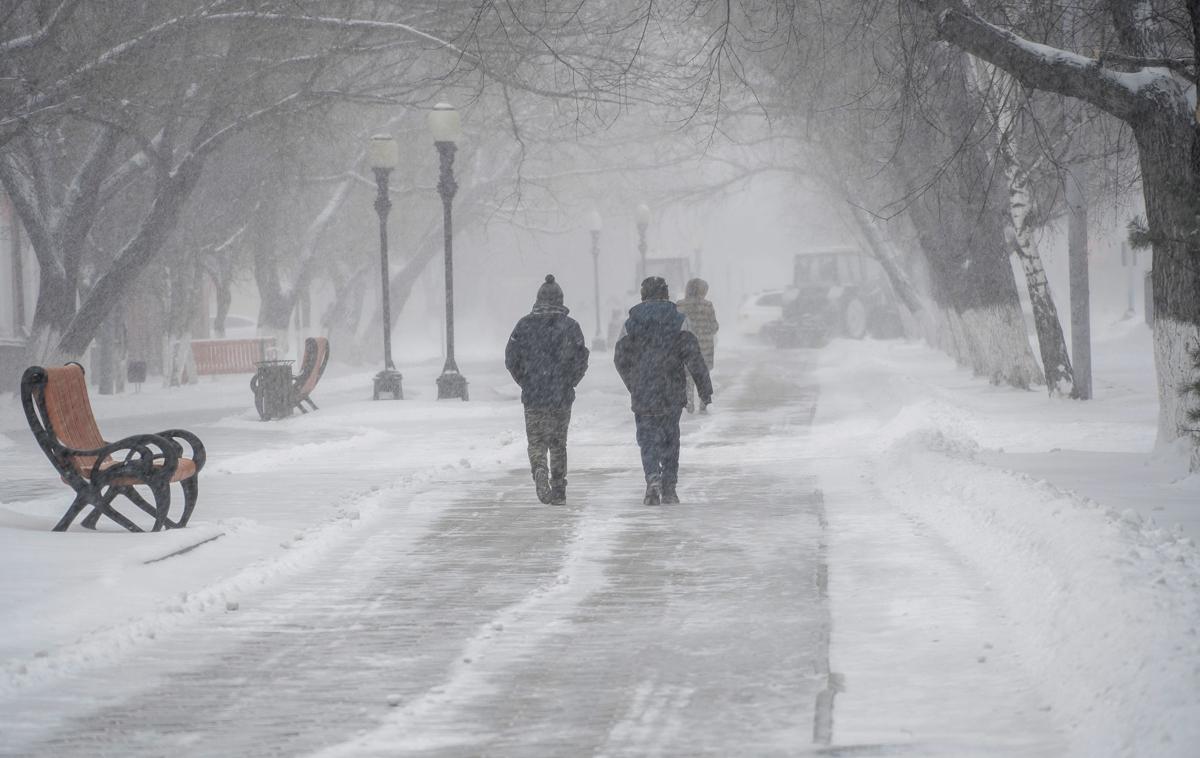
{"left": 635, "top": 409, "right": 683, "bottom": 488}
{"left": 525, "top": 406, "right": 572, "bottom": 484}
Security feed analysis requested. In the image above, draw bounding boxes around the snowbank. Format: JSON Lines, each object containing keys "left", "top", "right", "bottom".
{"left": 812, "top": 333, "right": 1200, "bottom": 756}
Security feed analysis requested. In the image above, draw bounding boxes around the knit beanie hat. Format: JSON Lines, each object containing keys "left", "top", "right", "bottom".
{"left": 536, "top": 274, "right": 564, "bottom": 306}
{"left": 640, "top": 276, "right": 669, "bottom": 301}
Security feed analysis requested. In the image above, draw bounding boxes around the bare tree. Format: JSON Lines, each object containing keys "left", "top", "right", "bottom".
{"left": 916, "top": 0, "right": 1200, "bottom": 455}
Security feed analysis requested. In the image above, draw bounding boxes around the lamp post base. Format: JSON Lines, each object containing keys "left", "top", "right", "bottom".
{"left": 436, "top": 369, "right": 469, "bottom": 401}
{"left": 373, "top": 369, "right": 404, "bottom": 400}
{"left": 591, "top": 336, "right": 606, "bottom": 352}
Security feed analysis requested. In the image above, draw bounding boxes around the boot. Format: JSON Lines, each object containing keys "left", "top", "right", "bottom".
{"left": 661, "top": 486, "right": 680, "bottom": 505}
{"left": 549, "top": 479, "right": 567, "bottom": 506}
{"left": 643, "top": 475, "right": 662, "bottom": 505}
{"left": 533, "top": 467, "right": 551, "bottom": 504}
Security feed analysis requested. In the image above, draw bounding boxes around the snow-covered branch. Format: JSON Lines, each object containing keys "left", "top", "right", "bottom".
{"left": 926, "top": 2, "right": 1153, "bottom": 123}
{"left": 0, "top": 0, "right": 82, "bottom": 54}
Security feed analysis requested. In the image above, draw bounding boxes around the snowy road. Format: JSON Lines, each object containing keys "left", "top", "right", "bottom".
{"left": 2, "top": 354, "right": 847, "bottom": 757}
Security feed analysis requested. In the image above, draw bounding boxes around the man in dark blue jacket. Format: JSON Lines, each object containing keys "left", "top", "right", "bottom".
{"left": 614, "top": 276, "right": 713, "bottom": 505}
{"left": 505, "top": 275, "right": 590, "bottom": 505}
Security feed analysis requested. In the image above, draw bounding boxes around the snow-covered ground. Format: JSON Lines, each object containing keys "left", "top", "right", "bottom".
{"left": 811, "top": 322, "right": 1200, "bottom": 756}
{"left": 0, "top": 322, "right": 1196, "bottom": 756}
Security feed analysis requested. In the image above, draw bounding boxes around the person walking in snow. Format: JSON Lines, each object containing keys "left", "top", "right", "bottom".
{"left": 676, "top": 277, "right": 719, "bottom": 413}
{"left": 505, "top": 275, "right": 590, "bottom": 505}
{"left": 614, "top": 276, "right": 713, "bottom": 505}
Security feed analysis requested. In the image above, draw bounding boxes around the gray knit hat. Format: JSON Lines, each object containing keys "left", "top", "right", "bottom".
{"left": 536, "top": 274, "right": 564, "bottom": 306}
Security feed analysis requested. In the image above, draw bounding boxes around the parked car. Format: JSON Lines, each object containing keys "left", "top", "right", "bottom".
{"left": 215, "top": 314, "right": 258, "bottom": 339}
{"left": 738, "top": 289, "right": 787, "bottom": 339}
{"left": 767, "top": 247, "right": 903, "bottom": 347}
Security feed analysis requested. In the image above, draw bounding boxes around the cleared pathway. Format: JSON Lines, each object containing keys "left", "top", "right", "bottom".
{"left": 3, "top": 356, "right": 828, "bottom": 757}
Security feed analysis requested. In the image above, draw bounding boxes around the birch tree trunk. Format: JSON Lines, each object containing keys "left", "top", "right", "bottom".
{"left": 1000, "top": 140, "right": 1075, "bottom": 396}
{"left": 967, "top": 59, "right": 1075, "bottom": 396}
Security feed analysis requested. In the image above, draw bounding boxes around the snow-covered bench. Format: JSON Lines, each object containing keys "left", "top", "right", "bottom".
{"left": 20, "top": 362, "right": 206, "bottom": 532}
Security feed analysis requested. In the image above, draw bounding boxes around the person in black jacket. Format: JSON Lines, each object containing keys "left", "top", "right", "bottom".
{"left": 614, "top": 276, "right": 713, "bottom": 505}
{"left": 505, "top": 275, "right": 590, "bottom": 505}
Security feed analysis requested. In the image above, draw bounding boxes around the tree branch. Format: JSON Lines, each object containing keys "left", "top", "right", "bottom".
{"left": 0, "top": 0, "right": 83, "bottom": 54}
{"left": 927, "top": 3, "right": 1149, "bottom": 123}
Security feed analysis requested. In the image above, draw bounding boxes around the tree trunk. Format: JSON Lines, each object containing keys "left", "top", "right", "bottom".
{"left": 57, "top": 159, "right": 204, "bottom": 359}
{"left": 969, "top": 58, "right": 1075, "bottom": 396}
{"left": 901, "top": 163, "right": 1043, "bottom": 388}
{"left": 324, "top": 229, "right": 444, "bottom": 366}
{"left": 1135, "top": 119, "right": 1200, "bottom": 454}
{"left": 1003, "top": 160, "right": 1074, "bottom": 395}
{"left": 323, "top": 261, "right": 371, "bottom": 364}
{"left": 1008, "top": 221, "right": 1074, "bottom": 395}
{"left": 19, "top": 274, "right": 70, "bottom": 365}
{"left": 1065, "top": 171, "right": 1092, "bottom": 398}
{"left": 841, "top": 203, "right": 926, "bottom": 317}
{"left": 212, "top": 277, "right": 232, "bottom": 337}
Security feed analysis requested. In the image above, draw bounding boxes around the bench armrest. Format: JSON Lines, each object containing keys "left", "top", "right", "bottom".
{"left": 155, "top": 429, "right": 207, "bottom": 473}
{"left": 70, "top": 433, "right": 180, "bottom": 482}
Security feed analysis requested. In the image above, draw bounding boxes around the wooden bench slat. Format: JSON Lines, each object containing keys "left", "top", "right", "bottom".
{"left": 191, "top": 337, "right": 276, "bottom": 375}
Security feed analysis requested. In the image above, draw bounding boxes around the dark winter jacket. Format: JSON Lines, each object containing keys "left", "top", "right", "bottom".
{"left": 614, "top": 299, "right": 713, "bottom": 414}
{"left": 505, "top": 305, "right": 590, "bottom": 408}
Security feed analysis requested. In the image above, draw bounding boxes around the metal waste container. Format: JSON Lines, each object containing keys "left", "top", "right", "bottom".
{"left": 252, "top": 360, "right": 294, "bottom": 420}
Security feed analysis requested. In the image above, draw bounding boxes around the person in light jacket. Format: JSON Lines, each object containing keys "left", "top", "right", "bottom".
{"left": 676, "top": 277, "right": 719, "bottom": 413}
{"left": 505, "top": 275, "right": 590, "bottom": 505}
{"left": 614, "top": 276, "right": 713, "bottom": 505}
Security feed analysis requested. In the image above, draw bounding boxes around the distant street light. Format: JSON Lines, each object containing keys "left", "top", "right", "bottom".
{"left": 429, "top": 102, "right": 468, "bottom": 401}
{"left": 587, "top": 209, "right": 605, "bottom": 351}
{"left": 369, "top": 134, "right": 403, "bottom": 400}
{"left": 635, "top": 203, "right": 650, "bottom": 284}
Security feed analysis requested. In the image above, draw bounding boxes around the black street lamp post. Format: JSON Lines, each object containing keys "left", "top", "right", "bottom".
{"left": 587, "top": 210, "right": 605, "bottom": 351}
{"left": 430, "top": 103, "right": 468, "bottom": 401}
{"left": 369, "top": 135, "right": 403, "bottom": 400}
{"left": 635, "top": 203, "right": 650, "bottom": 284}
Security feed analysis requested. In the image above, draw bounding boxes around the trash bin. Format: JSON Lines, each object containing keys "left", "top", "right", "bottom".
{"left": 252, "top": 360, "right": 294, "bottom": 421}
{"left": 127, "top": 360, "right": 147, "bottom": 393}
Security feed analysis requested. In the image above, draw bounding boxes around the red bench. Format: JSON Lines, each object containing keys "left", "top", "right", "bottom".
{"left": 293, "top": 337, "right": 330, "bottom": 413}
{"left": 21, "top": 363, "right": 206, "bottom": 532}
{"left": 191, "top": 337, "right": 276, "bottom": 375}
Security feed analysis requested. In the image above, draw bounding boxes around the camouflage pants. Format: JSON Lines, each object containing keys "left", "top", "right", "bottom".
{"left": 524, "top": 406, "right": 572, "bottom": 485}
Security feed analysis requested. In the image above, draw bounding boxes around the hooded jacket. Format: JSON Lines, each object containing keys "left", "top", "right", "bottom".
{"left": 505, "top": 304, "right": 590, "bottom": 408}
{"left": 676, "top": 278, "right": 719, "bottom": 363}
{"left": 614, "top": 299, "right": 713, "bottom": 413}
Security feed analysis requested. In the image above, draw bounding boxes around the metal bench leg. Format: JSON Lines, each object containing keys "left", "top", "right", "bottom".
{"left": 118, "top": 486, "right": 159, "bottom": 518}
{"left": 53, "top": 492, "right": 92, "bottom": 532}
{"left": 84, "top": 487, "right": 144, "bottom": 532}
{"left": 80, "top": 486, "right": 121, "bottom": 529}
{"left": 175, "top": 477, "right": 199, "bottom": 528}
{"left": 148, "top": 481, "right": 171, "bottom": 531}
